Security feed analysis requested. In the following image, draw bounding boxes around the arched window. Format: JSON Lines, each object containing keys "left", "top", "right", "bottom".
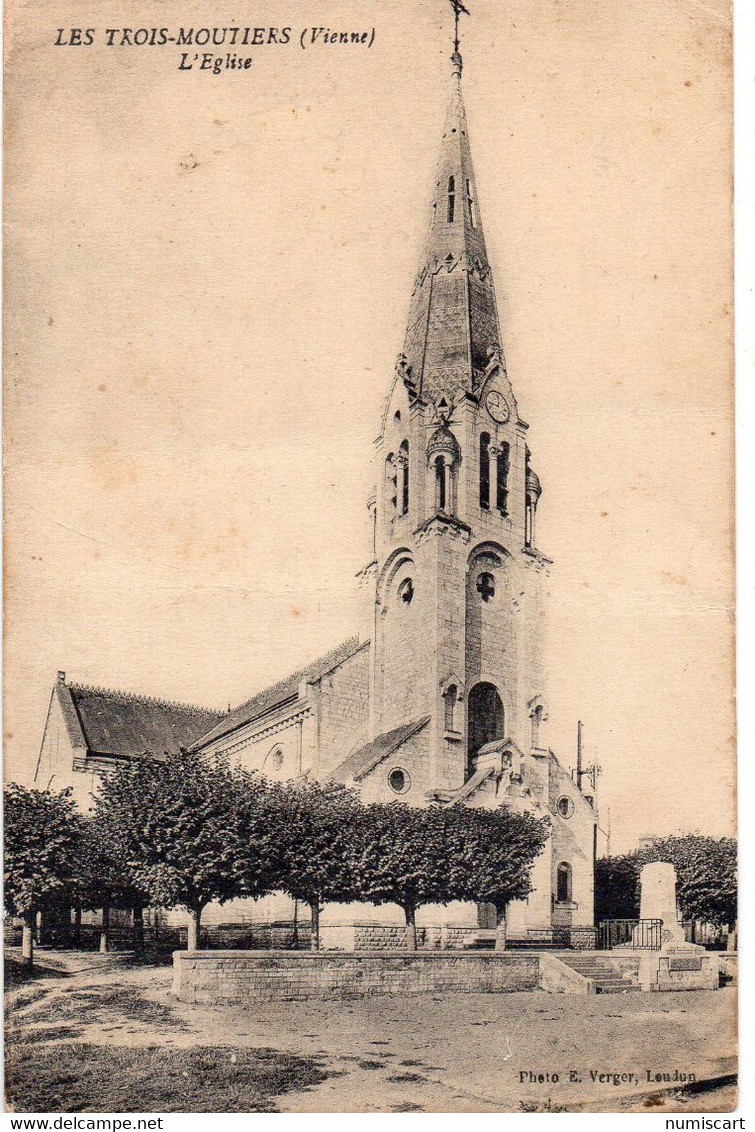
{"left": 525, "top": 500, "right": 534, "bottom": 548}
{"left": 525, "top": 447, "right": 542, "bottom": 548}
{"left": 496, "top": 441, "right": 510, "bottom": 515}
{"left": 479, "top": 432, "right": 491, "bottom": 509}
{"left": 385, "top": 453, "right": 397, "bottom": 516}
{"left": 447, "top": 175, "right": 456, "bottom": 223}
{"left": 443, "top": 684, "right": 458, "bottom": 732}
{"left": 399, "top": 440, "right": 409, "bottom": 515}
{"left": 556, "top": 862, "right": 572, "bottom": 904}
{"left": 435, "top": 454, "right": 447, "bottom": 511}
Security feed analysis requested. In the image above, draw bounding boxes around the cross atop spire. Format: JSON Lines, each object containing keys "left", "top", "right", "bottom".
{"left": 448, "top": 0, "right": 470, "bottom": 55}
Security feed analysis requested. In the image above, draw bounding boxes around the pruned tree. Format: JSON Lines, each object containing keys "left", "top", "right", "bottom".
{"left": 596, "top": 835, "right": 737, "bottom": 931}
{"left": 94, "top": 749, "right": 277, "bottom": 949}
{"left": 267, "top": 780, "right": 361, "bottom": 950}
{"left": 67, "top": 816, "right": 151, "bottom": 953}
{"left": 3, "top": 784, "right": 81, "bottom": 967}
{"left": 350, "top": 801, "right": 549, "bottom": 950}
{"left": 594, "top": 854, "right": 640, "bottom": 921}
{"left": 448, "top": 805, "right": 550, "bottom": 949}
{"left": 349, "top": 803, "right": 460, "bottom": 949}
{"left": 644, "top": 835, "right": 737, "bottom": 930}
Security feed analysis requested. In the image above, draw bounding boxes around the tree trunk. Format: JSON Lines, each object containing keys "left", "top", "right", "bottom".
{"left": 35, "top": 908, "right": 44, "bottom": 945}
{"left": 22, "top": 909, "right": 35, "bottom": 967}
{"left": 727, "top": 921, "right": 737, "bottom": 952}
{"left": 187, "top": 905, "right": 203, "bottom": 950}
{"left": 132, "top": 904, "right": 145, "bottom": 953}
{"left": 405, "top": 904, "right": 417, "bottom": 950}
{"left": 99, "top": 905, "right": 110, "bottom": 953}
{"left": 494, "top": 906, "right": 507, "bottom": 952}
{"left": 310, "top": 902, "right": 320, "bottom": 951}
{"left": 73, "top": 906, "right": 82, "bottom": 949}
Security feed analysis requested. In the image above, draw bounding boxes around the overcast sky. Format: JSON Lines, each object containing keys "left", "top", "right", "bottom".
{"left": 5, "top": 0, "right": 733, "bottom": 853}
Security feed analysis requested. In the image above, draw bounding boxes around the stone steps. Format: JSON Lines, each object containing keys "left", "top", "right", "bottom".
{"left": 556, "top": 953, "right": 640, "bottom": 993}
{"left": 463, "top": 939, "right": 641, "bottom": 992}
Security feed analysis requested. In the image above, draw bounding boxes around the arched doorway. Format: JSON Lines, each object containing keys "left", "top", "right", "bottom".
{"left": 467, "top": 681, "right": 504, "bottom": 777}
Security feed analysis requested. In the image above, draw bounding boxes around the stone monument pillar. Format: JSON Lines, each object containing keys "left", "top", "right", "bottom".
{"left": 636, "top": 862, "right": 718, "bottom": 991}
{"left": 638, "top": 861, "right": 685, "bottom": 943}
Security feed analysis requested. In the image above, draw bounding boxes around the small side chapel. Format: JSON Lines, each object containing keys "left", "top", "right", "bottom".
{"left": 36, "top": 36, "right": 603, "bottom": 947}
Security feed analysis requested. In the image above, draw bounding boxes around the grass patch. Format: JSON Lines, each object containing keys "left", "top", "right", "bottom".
{"left": 386, "top": 1072, "right": 427, "bottom": 1084}
{"left": 4, "top": 958, "right": 67, "bottom": 988}
{"left": 30, "top": 985, "right": 188, "bottom": 1033}
{"left": 5, "top": 1043, "right": 330, "bottom": 1113}
{"left": 16, "top": 1025, "right": 84, "bottom": 1045}
{"left": 6, "top": 987, "right": 48, "bottom": 1015}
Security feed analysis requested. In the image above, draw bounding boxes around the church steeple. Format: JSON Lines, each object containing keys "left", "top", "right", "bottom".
{"left": 401, "top": 48, "right": 505, "bottom": 406}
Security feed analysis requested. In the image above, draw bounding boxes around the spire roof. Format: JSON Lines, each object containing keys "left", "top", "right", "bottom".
{"left": 401, "top": 51, "right": 505, "bottom": 404}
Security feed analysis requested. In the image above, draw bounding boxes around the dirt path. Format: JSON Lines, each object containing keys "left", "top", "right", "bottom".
{"left": 6, "top": 956, "right": 737, "bottom": 1113}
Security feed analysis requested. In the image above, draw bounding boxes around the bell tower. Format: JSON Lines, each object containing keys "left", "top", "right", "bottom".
{"left": 366, "top": 35, "right": 551, "bottom": 797}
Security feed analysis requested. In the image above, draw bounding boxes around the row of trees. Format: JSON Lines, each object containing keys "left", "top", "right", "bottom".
{"left": 4, "top": 749, "right": 550, "bottom": 965}
{"left": 595, "top": 835, "right": 737, "bottom": 929}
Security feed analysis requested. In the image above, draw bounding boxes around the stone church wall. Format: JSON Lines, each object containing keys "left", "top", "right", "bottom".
{"left": 315, "top": 643, "right": 370, "bottom": 774}
{"left": 374, "top": 550, "right": 435, "bottom": 733}
{"left": 548, "top": 756, "right": 597, "bottom": 929}
{"left": 352, "top": 728, "right": 432, "bottom": 804}
{"left": 35, "top": 693, "right": 98, "bottom": 811}
{"left": 216, "top": 718, "right": 303, "bottom": 780}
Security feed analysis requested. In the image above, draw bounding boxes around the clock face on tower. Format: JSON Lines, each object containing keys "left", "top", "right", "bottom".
{"left": 486, "top": 390, "right": 510, "bottom": 423}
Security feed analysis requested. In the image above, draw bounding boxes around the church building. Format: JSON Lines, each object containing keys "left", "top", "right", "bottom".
{"left": 36, "top": 41, "right": 602, "bottom": 948}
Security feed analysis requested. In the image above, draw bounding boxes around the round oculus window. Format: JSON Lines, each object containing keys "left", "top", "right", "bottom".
{"left": 398, "top": 578, "right": 414, "bottom": 605}
{"left": 476, "top": 572, "right": 495, "bottom": 602}
{"left": 388, "top": 767, "right": 410, "bottom": 794}
{"left": 556, "top": 796, "right": 574, "bottom": 819}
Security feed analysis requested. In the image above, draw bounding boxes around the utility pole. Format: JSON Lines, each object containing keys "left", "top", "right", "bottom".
{"left": 574, "top": 719, "right": 602, "bottom": 796}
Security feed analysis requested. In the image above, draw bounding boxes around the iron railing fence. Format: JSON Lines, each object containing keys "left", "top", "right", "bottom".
{"left": 598, "top": 918, "right": 662, "bottom": 950}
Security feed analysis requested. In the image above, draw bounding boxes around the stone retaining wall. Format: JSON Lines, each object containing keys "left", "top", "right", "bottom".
{"left": 569, "top": 929, "right": 598, "bottom": 951}
{"left": 320, "top": 923, "right": 480, "bottom": 951}
{"left": 172, "top": 949, "right": 540, "bottom": 1003}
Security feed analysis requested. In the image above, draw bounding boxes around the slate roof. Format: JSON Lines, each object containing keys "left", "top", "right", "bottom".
{"left": 190, "top": 636, "right": 369, "bottom": 752}
{"left": 329, "top": 716, "right": 430, "bottom": 784}
{"left": 63, "top": 681, "right": 225, "bottom": 760}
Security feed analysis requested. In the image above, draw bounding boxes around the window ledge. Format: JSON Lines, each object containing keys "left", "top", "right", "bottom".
{"left": 444, "top": 729, "right": 463, "bottom": 742}
{"left": 554, "top": 900, "right": 579, "bottom": 910}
